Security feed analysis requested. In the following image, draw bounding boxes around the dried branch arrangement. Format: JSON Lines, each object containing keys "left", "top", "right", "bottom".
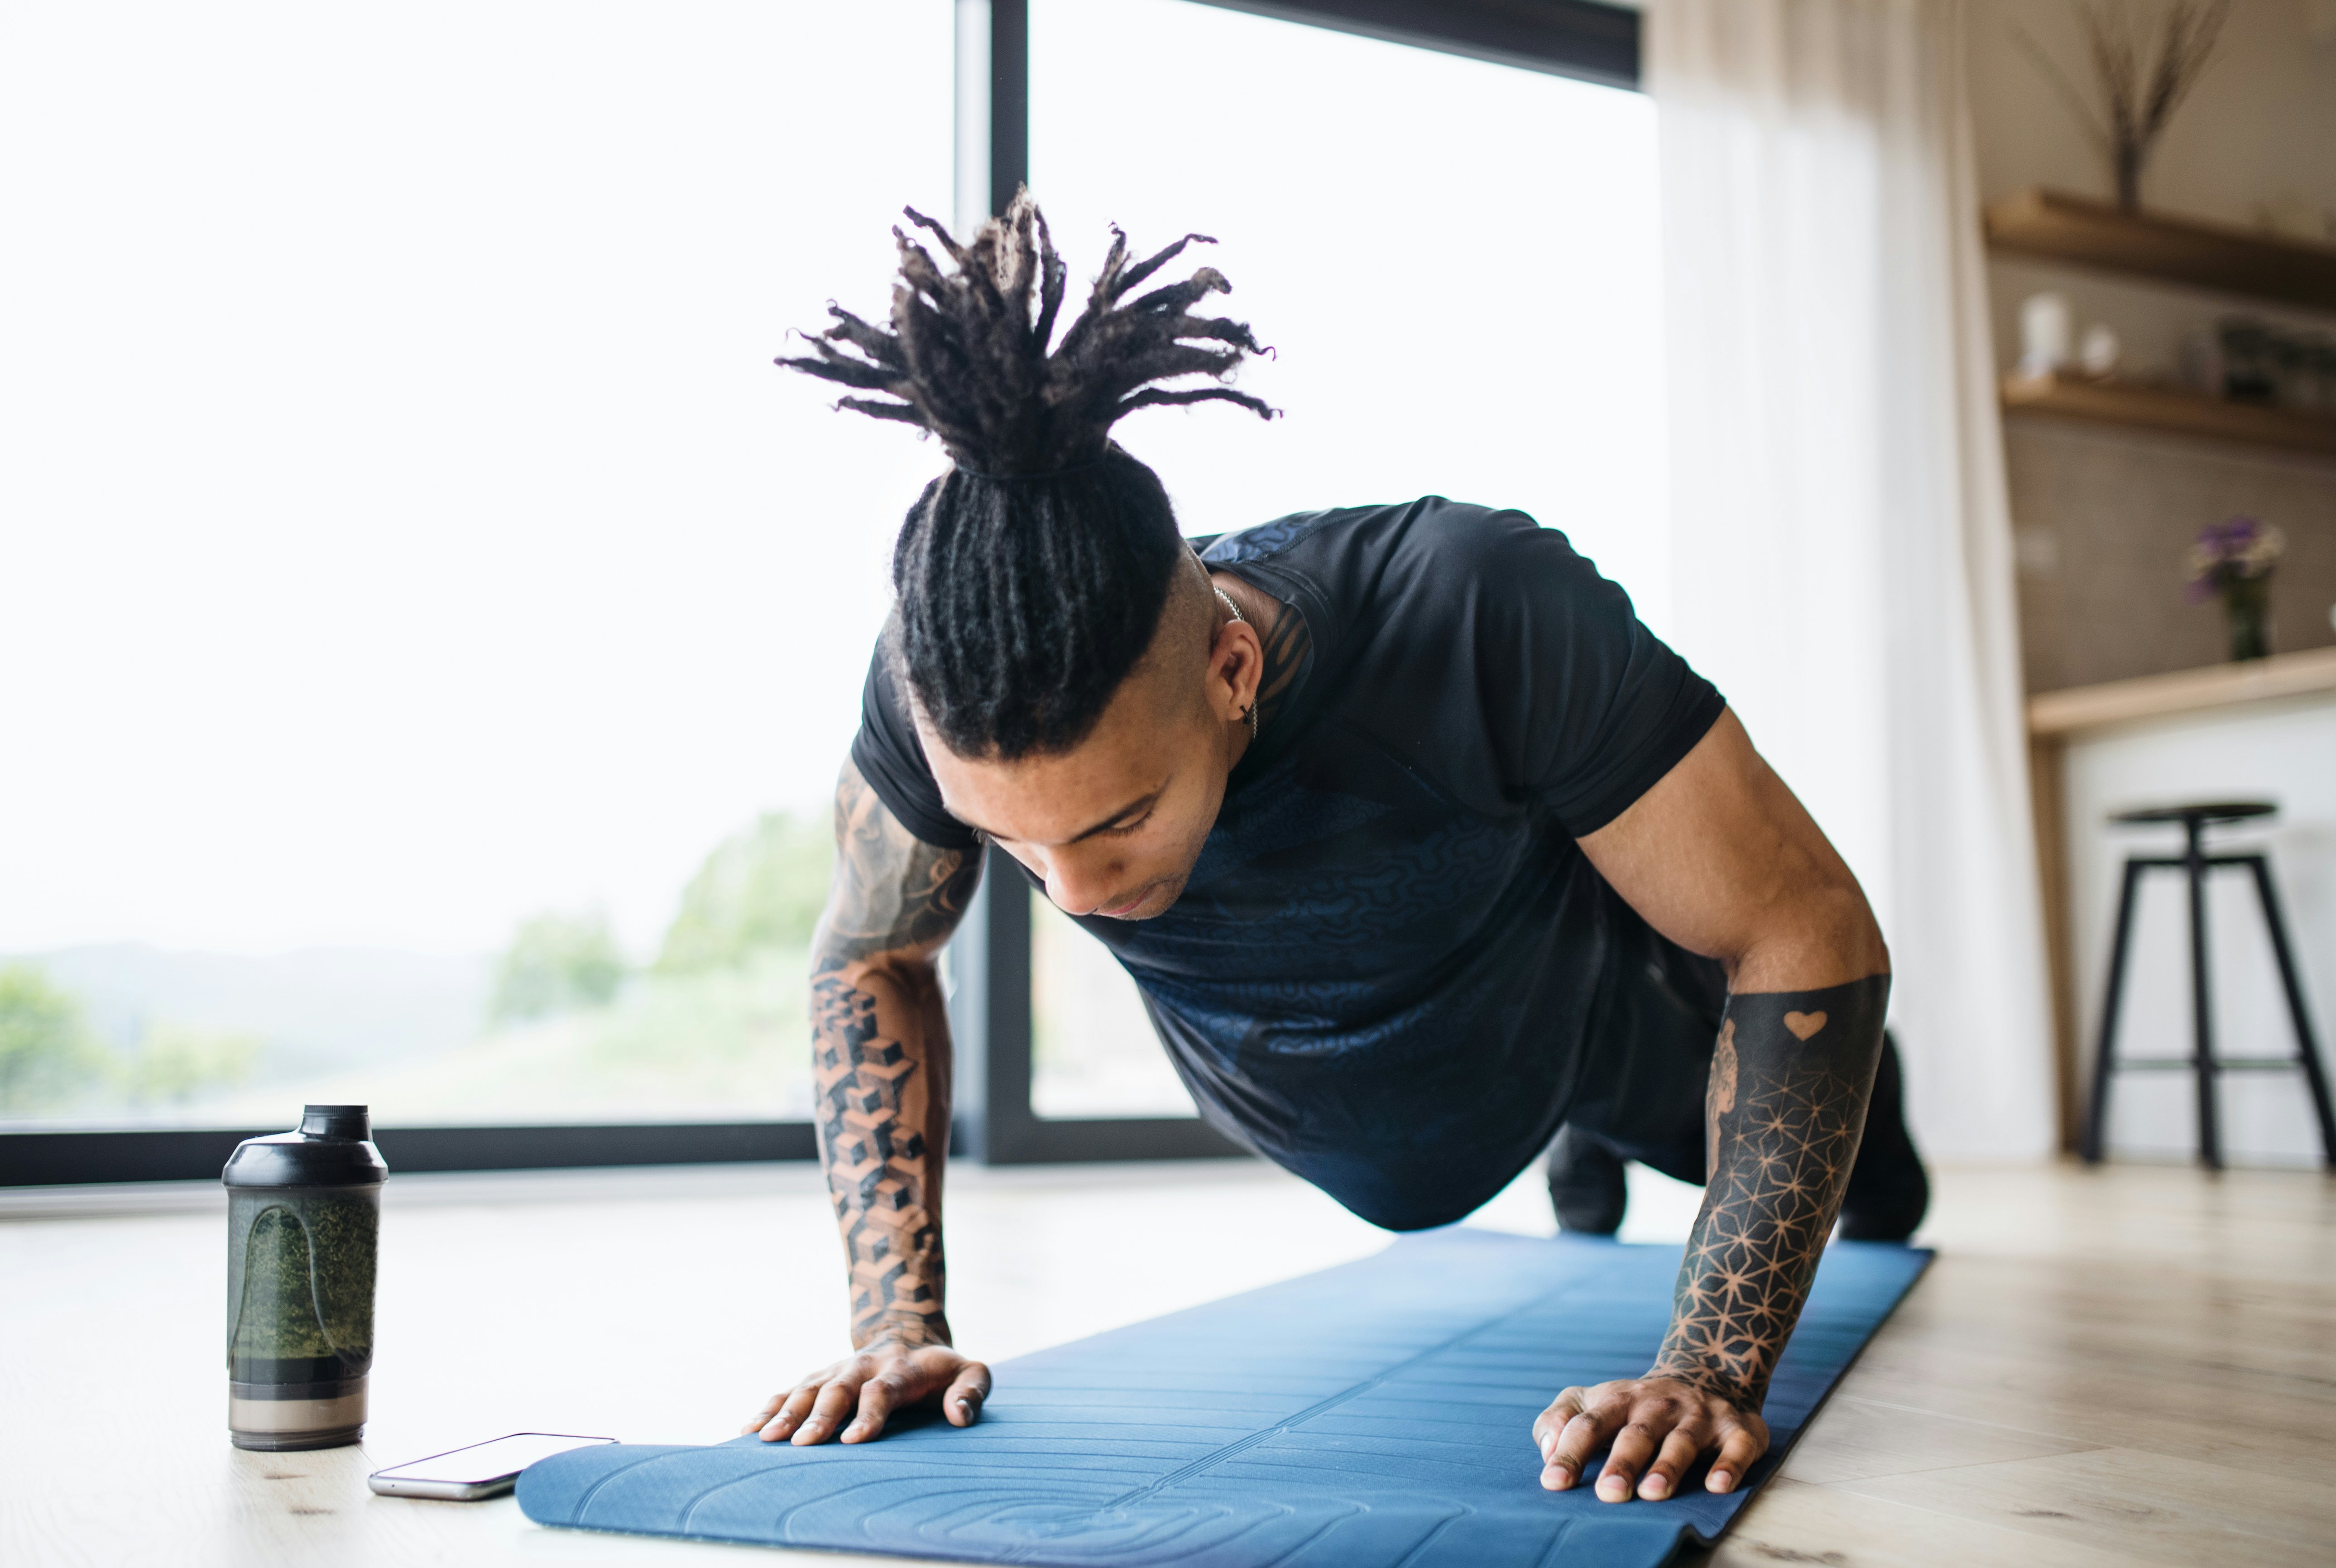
{"left": 2012, "top": 0, "right": 2231, "bottom": 211}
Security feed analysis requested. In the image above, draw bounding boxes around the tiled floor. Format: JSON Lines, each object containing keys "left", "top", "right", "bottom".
{"left": 1, "top": 1156, "right": 2328, "bottom": 1566}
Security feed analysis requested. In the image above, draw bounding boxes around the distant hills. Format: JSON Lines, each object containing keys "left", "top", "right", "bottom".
{"left": 5, "top": 809, "right": 835, "bottom": 1128}
{"left": 11, "top": 943, "right": 491, "bottom": 1081}
{"left": 3, "top": 941, "right": 816, "bottom": 1128}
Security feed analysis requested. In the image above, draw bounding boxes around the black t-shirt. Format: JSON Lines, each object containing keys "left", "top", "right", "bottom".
{"left": 853, "top": 497, "right": 1725, "bottom": 1230}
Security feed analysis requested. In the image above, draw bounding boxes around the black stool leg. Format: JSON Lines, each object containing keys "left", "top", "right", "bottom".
{"left": 2185, "top": 819, "right": 2222, "bottom": 1170}
{"left": 2241, "top": 854, "right": 2336, "bottom": 1170}
{"left": 2082, "top": 857, "right": 2147, "bottom": 1164}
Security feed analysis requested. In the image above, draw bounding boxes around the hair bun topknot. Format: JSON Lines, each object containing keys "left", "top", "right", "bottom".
{"left": 777, "top": 187, "right": 1276, "bottom": 478}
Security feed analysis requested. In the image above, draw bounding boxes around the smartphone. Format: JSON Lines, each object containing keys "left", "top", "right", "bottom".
{"left": 367, "top": 1433, "right": 617, "bottom": 1500}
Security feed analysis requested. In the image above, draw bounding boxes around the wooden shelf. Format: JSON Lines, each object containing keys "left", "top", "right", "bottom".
{"left": 1984, "top": 187, "right": 2336, "bottom": 312}
{"left": 2000, "top": 371, "right": 2336, "bottom": 457}
{"left": 2029, "top": 646, "right": 2336, "bottom": 737}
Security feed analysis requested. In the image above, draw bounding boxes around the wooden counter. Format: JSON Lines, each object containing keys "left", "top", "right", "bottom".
{"left": 2029, "top": 647, "right": 2336, "bottom": 738}
{"left": 2026, "top": 647, "right": 2336, "bottom": 1150}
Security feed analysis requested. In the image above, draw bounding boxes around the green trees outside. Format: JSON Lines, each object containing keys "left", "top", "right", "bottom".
{"left": 0, "top": 964, "right": 265, "bottom": 1114}
{"left": 119, "top": 1021, "right": 261, "bottom": 1106}
{"left": 487, "top": 910, "right": 625, "bottom": 1023}
{"left": 445, "top": 812, "right": 834, "bottom": 1118}
{"left": 0, "top": 809, "right": 840, "bottom": 1122}
{"left": 0, "top": 962, "right": 110, "bottom": 1112}
{"left": 654, "top": 812, "right": 832, "bottom": 974}
{"left": 484, "top": 810, "right": 832, "bottom": 1022}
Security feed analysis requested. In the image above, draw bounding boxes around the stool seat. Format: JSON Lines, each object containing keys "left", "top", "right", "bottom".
{"left": 2111, "top": 801, "right": 2276, "bottom": 827}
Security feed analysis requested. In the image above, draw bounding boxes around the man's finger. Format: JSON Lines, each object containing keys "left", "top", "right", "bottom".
{"left": 741, "top": 1392, "right": 784, "bottom": 1436}
{"left": 842, "top": 1368, "right": 912, "bottom": 1443}
{"left": 791, "top": 1376, "right": 863, "bottom": 1446}
{"left": 1532, "top": 1388, "right": 1587, "bottom": 1461}
{"left": 758, "top": 1381, "right": 825, "bottom": 1443}
{"left": 1597, "top": 1415, "right": 1666, "bottom": 1503}
{"left": 941, "top": 1362, "right": 990, "bottom": 1428}
{"left": 1637, "top": 1422, "right": 1708, "bottom": 1501}
{"left": 1706, "top": 1419, "right": 1767, "bottom": 1494}
{"left": 1545, "top": 1391, "right": 1627, "bottom": 1490}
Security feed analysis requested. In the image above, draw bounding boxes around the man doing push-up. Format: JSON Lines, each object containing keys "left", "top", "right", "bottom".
{"left": 743, "top": 194, "right": 1928, "bottom": 1506}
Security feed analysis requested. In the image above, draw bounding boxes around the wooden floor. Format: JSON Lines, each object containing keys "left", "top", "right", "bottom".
{"left": 1, "top": 1156, "right": 2329, "bottom": 1567}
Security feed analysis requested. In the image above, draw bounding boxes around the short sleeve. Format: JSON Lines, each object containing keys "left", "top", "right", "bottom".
{"left": 1472, "top": 519, "right": 1725, "bottom": 835}
{"left": 848, "top": 648, "right": 981, "bottom": 852}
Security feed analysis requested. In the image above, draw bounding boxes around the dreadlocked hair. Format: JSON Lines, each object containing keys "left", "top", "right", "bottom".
{"left": 777, "top": 187, "right": 1275, "bottom": 760}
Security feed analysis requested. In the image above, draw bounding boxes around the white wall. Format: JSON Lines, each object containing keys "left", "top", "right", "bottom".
{"left": 2062, "top": 693, "right": 2336, "bottom": 1166}
{"left": 1962, "top": 0, "right": 2336, "bottom": 691}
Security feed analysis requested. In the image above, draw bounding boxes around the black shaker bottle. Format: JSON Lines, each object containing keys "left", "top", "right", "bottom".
{"left": 222, "top": 1105, "right": 386, "bottom": 1449}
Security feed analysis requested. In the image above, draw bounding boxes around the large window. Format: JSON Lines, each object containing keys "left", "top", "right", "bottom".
{"left": 2, "top": 0, "right": 1655, "bottom": 1174}
{"left": 1023, "top": 0, "right": 1666, "bottom": 1124}
{"left": 1, "top": 2, "right": 950, "bottom": 1133}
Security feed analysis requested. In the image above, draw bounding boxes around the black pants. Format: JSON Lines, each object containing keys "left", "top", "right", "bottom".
{"left": 1558, "top": 900, "right": 1919, "bottom": 1194}
{"left": 1560, "top": 907, "right": 1734, "bottom": 1186}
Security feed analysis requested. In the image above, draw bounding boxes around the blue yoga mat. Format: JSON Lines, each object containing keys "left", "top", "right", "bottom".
{"left": 520, "top": 1229, "right": 1928, "bottom": 1566}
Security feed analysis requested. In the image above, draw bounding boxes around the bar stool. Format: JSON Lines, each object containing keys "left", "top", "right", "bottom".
{"left": 2080, "top": 801, "right": 2336, "bottom": 1170}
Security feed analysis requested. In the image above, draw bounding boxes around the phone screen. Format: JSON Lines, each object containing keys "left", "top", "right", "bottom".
{"left": 371, "top": 1433, "right": 614, "bottom": 1485}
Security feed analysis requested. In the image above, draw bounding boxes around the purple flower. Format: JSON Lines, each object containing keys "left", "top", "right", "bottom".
{"left": 2187, "top": 516, "right": 2284, "bottom": 601}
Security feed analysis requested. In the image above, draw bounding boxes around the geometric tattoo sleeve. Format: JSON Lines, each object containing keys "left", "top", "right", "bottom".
{"left": 814, "top": 963, "right": 946, "bottom": 1347}
{"left": 1650, "top": 974, "right": 1889, "bottom": 1408}
{"left": 809, "top": 758, "right": 980, "bottom": 1350}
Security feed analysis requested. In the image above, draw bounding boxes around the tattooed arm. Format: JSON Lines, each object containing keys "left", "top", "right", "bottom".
{"left": 1541, "top": 708, "right": 1891, "bottom": 1502}
{"left": 743, "top": 756, "right": 987, "bottom": 1447}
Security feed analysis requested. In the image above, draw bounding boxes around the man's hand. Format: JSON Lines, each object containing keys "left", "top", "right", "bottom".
{"left": 1532, "top": 1376, "right": 1769, "bottom": 1501}
{"left": 745, "top": 1340, "right": 992, "bottom": 1446}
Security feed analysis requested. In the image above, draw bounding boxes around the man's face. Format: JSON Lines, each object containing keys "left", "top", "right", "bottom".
{"left": 920, "top": 599, "right": 1244, "bottom": 921}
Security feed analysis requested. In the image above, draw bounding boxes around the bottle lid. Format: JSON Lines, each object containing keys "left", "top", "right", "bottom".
{"left": 222, "top": 1105, "right": 389, "bottom": 1189}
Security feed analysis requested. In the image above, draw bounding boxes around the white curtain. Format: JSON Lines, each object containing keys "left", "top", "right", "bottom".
{"left": 1649, "top": 0, "right": 2055, "bottom": 1160}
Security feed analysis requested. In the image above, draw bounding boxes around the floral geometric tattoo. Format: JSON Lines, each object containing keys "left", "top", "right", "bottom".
{"left": 1653, "top": 983, "right": 1885, "bottom": 1407}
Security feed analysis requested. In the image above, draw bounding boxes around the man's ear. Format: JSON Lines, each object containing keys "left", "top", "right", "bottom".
{"left": 1206, "top": 613, "right": 1264, "bottom": 724}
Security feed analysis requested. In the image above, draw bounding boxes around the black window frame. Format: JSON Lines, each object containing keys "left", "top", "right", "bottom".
{"left": 0, "top": 0, "right": 1638, "bottom": 1188}
{"left": 1185, "top": 0, "right": 1639, "bottom": 88}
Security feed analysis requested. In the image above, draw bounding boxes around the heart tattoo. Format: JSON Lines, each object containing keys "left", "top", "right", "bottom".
{"left": 1783, "top": 1010, "right": 1828, "bottom": 1041}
